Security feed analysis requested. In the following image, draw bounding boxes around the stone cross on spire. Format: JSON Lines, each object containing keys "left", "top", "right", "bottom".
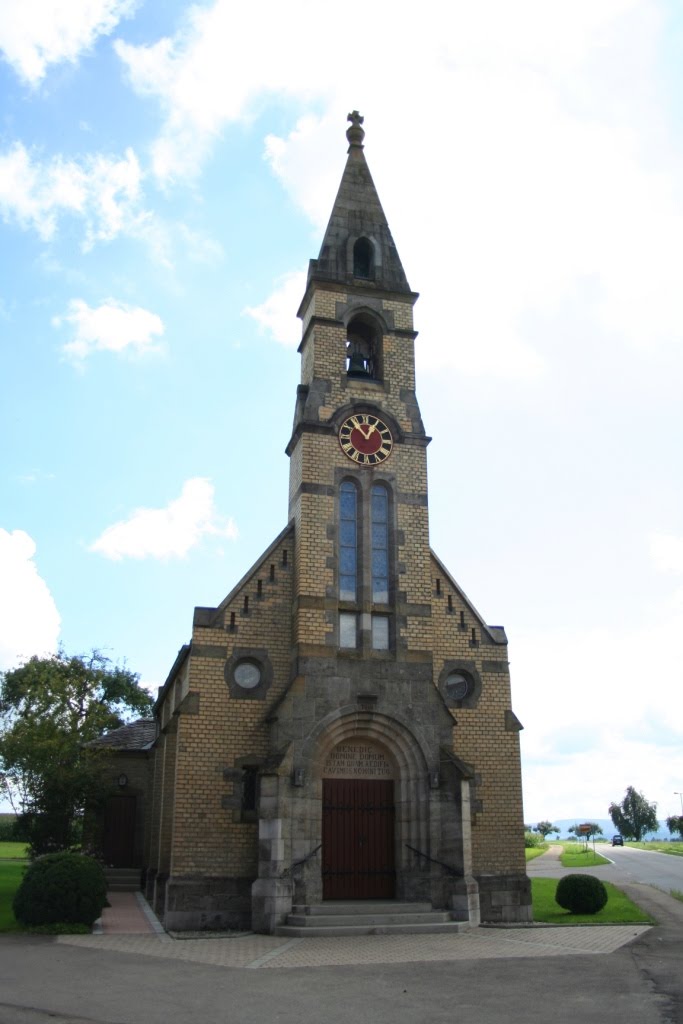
{"left": 346, "top": 110, "right": 365, "bottom": 150}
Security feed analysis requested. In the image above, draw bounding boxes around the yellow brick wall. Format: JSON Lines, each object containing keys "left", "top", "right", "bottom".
{"left": 430, "top": 553, "right": 526, "bottom": 875}
{"left": 154, "top": 532, "right": 294, "bottom": 878}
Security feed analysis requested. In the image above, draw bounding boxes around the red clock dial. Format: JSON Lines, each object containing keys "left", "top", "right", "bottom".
{"left": 350, "top": 425, "right": 382, "bottom": 454}
{"left": 339, "top": 414, "right": 393, "bottom": 465}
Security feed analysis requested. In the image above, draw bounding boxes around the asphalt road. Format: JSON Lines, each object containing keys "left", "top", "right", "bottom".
{"left": 0, "top": 925, "right": 675, "bottom": 1024}
{"left": 604, "top": 846, "right": 683, "bottom": 891}
{"left": 0, "top": 849, "right": 680, "bottom": 1024}
{"left": 528, "top": 843, "right": 683, "bottom": 892}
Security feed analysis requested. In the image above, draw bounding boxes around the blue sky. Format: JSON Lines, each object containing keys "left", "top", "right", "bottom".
{"left": 1, "top": 0, "right": 682, "bottom": 824}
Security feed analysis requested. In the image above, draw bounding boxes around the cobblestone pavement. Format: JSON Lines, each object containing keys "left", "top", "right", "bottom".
{"left": 61, "top": 920, "right": 650, "bottom": 970}
{"left": 69, "top": 879, "right": 653, "bottom": 971}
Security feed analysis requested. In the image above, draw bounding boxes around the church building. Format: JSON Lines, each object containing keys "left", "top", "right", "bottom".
{"left": 106, "top": 112, "right": 531, "bottom": 933}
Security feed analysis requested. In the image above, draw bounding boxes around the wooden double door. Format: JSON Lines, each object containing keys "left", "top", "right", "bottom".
{"left": 322, "top": 778, "right": 395, "bottom": 900}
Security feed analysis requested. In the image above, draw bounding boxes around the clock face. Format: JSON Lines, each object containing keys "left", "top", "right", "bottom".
{"left": 339, "top": 414, "right": 393, "bottom": 465}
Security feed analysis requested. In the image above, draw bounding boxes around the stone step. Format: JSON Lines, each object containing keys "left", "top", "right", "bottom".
{"left": 275, "top": 901, "right": 470, "bottom": 937}
{"left": 291, "top": 901, "right": 433, "bottom": 917}
{"left": 286, "top": 911, "right": 451, "bottom": 927}
{"left": 274, "top": 920, "right": 470, "bottom": 938}
{"left": 104, "top": 868, "right": 141, "bottom": 892}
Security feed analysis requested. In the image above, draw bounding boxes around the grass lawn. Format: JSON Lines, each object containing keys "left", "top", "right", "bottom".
{"left": 0, "top": 860, "right": 25, "bottom": 932}
{"left": 0, "top": 842, "right": 29, "bottom": 860}
{"left": 560, "top": 845, "right": 610, "bottom": 868}
{"left": 627, "top": 841, "right": 683, "bottom": 856}
{"left": 525, "top": 846, "right": 547, "bottom": 862}
{"left": 531, "top": 877, "right": 653, "bottom": 925}
{"left": 0, "top": 842, "right": 28, "bottom": 933}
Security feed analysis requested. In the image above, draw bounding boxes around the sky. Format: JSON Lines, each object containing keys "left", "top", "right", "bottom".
{"left": 1, "top": 0, "right": 682, "bottom": 826}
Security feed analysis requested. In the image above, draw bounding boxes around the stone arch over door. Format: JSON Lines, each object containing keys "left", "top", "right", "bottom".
{"left": 299, "top": 708, "right": 437, "bottom": 903}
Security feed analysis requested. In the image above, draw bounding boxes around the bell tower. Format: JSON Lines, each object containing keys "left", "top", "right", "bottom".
{"left": 287, "top": 110, "right": 432, "bottom": 665}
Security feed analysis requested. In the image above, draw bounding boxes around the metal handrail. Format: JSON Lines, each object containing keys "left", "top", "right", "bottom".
{"left": 405, "top": 843, "right": 459, "bottom": 876}
{"left": 281, "top": 843, "right": 322, "bottom": 877}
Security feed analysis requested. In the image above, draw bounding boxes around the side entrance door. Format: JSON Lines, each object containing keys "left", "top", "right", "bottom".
{"left": 102, "top": 794, "right": 137, "bottom": 867}
{"left": 322, "top": 778, "right": 395, "bottom": 900}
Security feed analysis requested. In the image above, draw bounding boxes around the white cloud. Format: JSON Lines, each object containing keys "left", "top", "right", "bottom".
{"left": 0, "top": 142, "right": 149, "bottom": 249}
{"left": 516, "top": 590, "right": 683, "bottom": 821}
{"left": 119, "top": 0, "right": 683, "bottom": 376}
{"left": 0, "top": 529, "right": 61, "bottom": 671}
{"left": 54, "top": 298, "right": 164, "bottom": 362}
{"left": 89, "top": 478, "right": 238, "bottom": 561}
{"left": 243, "top": 271, "right": 305, "bottom": 348}
{"left": 114, "top": 0, "right": 321, "bottom": 184}
{"left": 0, "top": 0, "right": 135, "bottom": 86}
{"left": 649, "top": 531, "right": 683, "bottom": 575}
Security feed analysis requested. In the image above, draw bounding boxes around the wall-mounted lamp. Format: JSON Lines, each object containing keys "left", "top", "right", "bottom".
{"left": 117, "top": 773, "right": 128, "bottom": 789}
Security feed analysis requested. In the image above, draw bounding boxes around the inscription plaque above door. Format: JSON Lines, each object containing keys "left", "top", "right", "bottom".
{"left": 322, "top": 740, "right": 394, "bottom": 780}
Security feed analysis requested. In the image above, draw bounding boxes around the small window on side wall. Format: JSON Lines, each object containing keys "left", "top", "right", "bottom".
{"left": 438, "top": 662, "right": 481, "bottom": 708}
{"left": 444, "top": 671, "right": 472, "bottom": 701}
{"left": 241, "top": 765, "right": 259, "bottom": 813}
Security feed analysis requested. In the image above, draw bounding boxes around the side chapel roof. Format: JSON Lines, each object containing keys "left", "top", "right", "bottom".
{"left": 94, "top": 719, "right": 157, "bottom": 750}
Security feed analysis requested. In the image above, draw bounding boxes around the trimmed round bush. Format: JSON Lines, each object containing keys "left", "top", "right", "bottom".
{"left": 13, "top": 853, "right": 108, "bottom": 927}
{"left": 555, "top": 873, "right": 608, "bottom": 915}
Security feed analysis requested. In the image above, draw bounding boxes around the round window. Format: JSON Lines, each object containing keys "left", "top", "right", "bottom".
{"left": 234, "top": 661, "right": 262, "bottom": 690}
{"left": 444, "top": 671, "right": 471, "bottom": 702}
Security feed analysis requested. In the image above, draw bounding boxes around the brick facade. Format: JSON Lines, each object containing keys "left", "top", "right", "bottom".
{"left": 124, "top": 114, "right": 530, "bottom": 930}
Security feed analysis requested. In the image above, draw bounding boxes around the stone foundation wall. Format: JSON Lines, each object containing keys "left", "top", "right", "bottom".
{"left": 477, "top": 872, "right": 532, "bottom": 923}
{"left": 159, "top": 875, "right": 254, "bottom": 931}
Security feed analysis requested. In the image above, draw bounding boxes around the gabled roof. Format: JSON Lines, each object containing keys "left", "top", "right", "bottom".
{"left": 94, "top": 719, "right": 156, "bottom": 750}
{"left": 306, "top": 111, "right": 412, "bottom": 296}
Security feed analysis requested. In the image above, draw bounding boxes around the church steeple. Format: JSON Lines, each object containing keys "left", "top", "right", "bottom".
{"left": 307, "top": 111, "right": 412, "bottom": 295}
{"left": 142, "top": 110, "right": 530, "bottom": 937}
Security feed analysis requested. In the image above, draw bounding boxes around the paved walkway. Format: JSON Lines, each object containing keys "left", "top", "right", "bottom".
{"left": 95, "top": 892, "right": 165, "bottom": 936}
{"left": 78, "top": 886, "right": 651, "bottom": 970}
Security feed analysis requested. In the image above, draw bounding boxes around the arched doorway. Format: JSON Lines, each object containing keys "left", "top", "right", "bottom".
{"left": 321, "top": 739, "right": 396, "bottom": 899}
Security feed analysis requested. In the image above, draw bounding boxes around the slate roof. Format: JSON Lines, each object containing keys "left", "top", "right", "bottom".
{"left": 94, "top": 719, "right": 156, "bottom": 750}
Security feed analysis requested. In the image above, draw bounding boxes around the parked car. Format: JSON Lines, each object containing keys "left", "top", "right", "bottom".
{"left": 612, "top": 834, "right": 624, "bottom": 846}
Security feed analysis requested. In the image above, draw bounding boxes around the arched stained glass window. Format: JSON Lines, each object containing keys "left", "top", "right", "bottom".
{"left": 339, "top": 481, "right": 358, "bottom": 600}
{"left": 371, "top": 484, "right": 389, "bottom": 603}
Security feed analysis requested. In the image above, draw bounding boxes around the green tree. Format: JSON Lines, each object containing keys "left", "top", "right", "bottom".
{"left": 534, "top": 820, "right": 560, "bottom": 839}
{"left": 567, "top": 822, "right": 603, "bottom": 846}
{"left": 0, "top": 651, "right": 153, "bottom": 857}
{"left": 608, "top": 786, "right": 659, "bottom": 841}
{"left": 666, "top": 815, "right": 683, "bottom": 839}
